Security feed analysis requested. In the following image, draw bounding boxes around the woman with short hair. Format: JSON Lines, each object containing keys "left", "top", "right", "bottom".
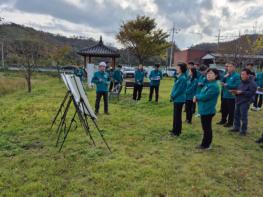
{"left": 170, "top": 62, "right": 187, "bottom": 136}
{"left": 194, "top": 68, "right": 220, "bottom": 149}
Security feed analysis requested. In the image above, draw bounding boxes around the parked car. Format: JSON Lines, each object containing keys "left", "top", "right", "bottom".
{"left": 122, "top": 67, "right": 135, "bottom": 78}
{"left": 162, "top": 68, "right": 177, "bottom": 77}
{"left": 61, "top": 65, "right": 78, "bottom": 74}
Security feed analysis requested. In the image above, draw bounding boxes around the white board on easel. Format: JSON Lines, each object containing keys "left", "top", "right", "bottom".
{"left": 86, "top": 63, "right": 95, "bottom": 87}
{"left": 62, "top": 73, "right": 97, "bottom": 120}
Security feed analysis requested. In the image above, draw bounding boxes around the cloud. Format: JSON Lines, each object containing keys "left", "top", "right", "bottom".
{"left": 0, "top": 0, "right": 262, "bottom": 49}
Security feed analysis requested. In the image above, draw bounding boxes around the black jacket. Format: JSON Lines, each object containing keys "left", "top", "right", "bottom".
{"left": 236, "top": 78, "right": 257, "bottom": 105}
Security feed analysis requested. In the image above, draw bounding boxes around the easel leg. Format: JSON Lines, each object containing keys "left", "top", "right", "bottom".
{"left": 50, "top": 91, "right": 70, "bottom": 130}
{"left": 55, "top": 98, "right": 72, "bottom": 146}
{"left": 58, "top": 110, "right": 78, "bottom": 152}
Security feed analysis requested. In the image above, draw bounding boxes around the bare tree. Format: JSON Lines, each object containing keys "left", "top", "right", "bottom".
{"left": 12, "top": 40, "right": 45, "bottom": 92}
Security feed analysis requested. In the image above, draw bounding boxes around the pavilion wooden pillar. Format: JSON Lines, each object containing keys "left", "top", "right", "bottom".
{"left": 112, "top": 57, "right": 116, "bottom": 69}
{"left": 84, "top": 56, "right": 87, "bottom": 67}
{"left": 88, "top": 56, "right": 91, "bottom": 63}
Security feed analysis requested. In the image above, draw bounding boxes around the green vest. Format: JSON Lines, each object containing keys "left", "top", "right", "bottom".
{"left": 196, "top": 80, "right": 220, "bottom": 115}
{"left": 222, "top": 72, "right": 240, "bottom": 99}
{"left": 91, "top": 71, "right": 110, "bottom": 92}
{"left": 186, "top": 77, "right": 198, "bottom": 100}
{"left": 149, "top": 70, "right": 163, "bottom": 86}
{"left": 171, "top": 74, "right": 187, "bottom": 103}
{"left": 135, "top": 69, "right": 145, "bottom": 85}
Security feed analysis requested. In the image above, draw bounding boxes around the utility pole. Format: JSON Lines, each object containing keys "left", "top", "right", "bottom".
{"left": 1, "top": 41, "right": 4, "bottom": 69}
{"left": 217, "top": 29, "right": 221, "bottom": 52}
{"left": 235, "top": 30, "right": 241, "bottom": 64}
{"left": 169, "top": 24, "right": 180, "bottom": 68}
{"left": 0, "top": 17, "right": 5, "bottom": 70}
{"left": 169, "top": 23, "right": 175, "bottom": 68}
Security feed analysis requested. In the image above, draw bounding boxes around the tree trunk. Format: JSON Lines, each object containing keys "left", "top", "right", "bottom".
{"left": 27, "top": 75, "right": 31, "bottom": 93}
{"left": 26, "top": 64, "right": 32, "bottom": 93}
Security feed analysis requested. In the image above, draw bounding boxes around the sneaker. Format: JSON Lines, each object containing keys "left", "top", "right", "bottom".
{"left": 104, "top": 112, "right": 110, "bottom": 115}
{"left": 196, "top": 144, "right": 212, "bottom": 150}
{"left": 217, "top": 121, "right": 226, "bottom": 125}
{"left": 204, "top": 145, "right": 212, "bottom": 150}
{"left": 251, "top": 106, "right": 257, "bottom": 111}
{"left": 256, "top": 107, "right": 261, "bottom": 111}
{"left": 229, "top": 128, "right": 239, "bottom": 132}
{"left": 195, "top": 113, "right": 200, "bottom": 118}
{"left": 169, "top": 130, "right": 180, "bottom": 137}
{"left": 239, "top": 132, "right": 247, "bottom": 136}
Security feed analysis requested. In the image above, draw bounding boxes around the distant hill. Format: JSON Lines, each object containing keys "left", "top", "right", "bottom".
{"left": 0, "top": 23, "right": 113, "bottom": 66}
{"left": 190, "top": 34, "right": 263, "bottom": 55}
{"left": 0, "top": 23, "right": 98, "bottom": 49}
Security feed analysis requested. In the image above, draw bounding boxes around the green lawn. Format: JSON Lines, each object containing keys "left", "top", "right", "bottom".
{"left": 0, "top": 72, "right": 262, "bottom": 197}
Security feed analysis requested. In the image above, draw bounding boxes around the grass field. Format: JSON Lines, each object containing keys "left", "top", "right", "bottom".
{"left": 0, "top": 72, "right": 262, "bottom": 197}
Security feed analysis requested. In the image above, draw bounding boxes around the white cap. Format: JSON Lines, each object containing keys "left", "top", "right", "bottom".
{"left": 99, "top": 62, "right": 106, "bottom": 67}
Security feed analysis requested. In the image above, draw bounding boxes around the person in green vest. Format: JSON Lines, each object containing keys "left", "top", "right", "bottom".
{"left": 194, "top": 65, "right": 208, "bottom": 117}
{"left": 170, "top": 62, "right": 187, "bottom": 136}
{"left": 185, "top": 67, "right": 198, "bottom": 124}
{"left": 91, "top": 62, "right": 110, "bottom": 115}
{"left": 193, "top": 68, "right": 220, "bottom": 150}
{"left": 186, "top": 61, "right": 195, "bottom": 77}
{"left": 133, "top": 64, "right": 145, "bottom": 100}
{"left": 106, "top": 65, "right": 114, "bottom": 92}
{"left": 194, "top": 63, "right": 201, "bottom": 79}
{"left": 218, "top": 62, "right": 240, "bottom": 127}
{"left": 74, "top": 66, "right": 84, "bottom": 82}
{"left": 252, "top": 72, "right": 263, "bottom": 111}
{"left": 149, "top": 64, "right": 163, "bottom": 102}
{"left": 112, "top": 65, "right": 123, "bottom": 93}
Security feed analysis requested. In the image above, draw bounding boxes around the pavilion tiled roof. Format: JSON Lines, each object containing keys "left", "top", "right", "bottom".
{"left": 77, "top": 36, "right": 120, "bottom": 58}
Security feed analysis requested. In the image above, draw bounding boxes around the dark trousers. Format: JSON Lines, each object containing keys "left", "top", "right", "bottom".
{"left": 220, "top": 90, "right": 223, "bottom": 112}
{"left": 234, "top": 102, "right": 249, "bottom": 133}
{"left": 221, "top": 98, "right": 235, "bottom": 124}
{"left": 185, "top": 100, "right": 194, "bottom": 123}
{"left": 172, "top": 102, "right": 184, "bottom": 135}
{"left": 149, "top": 85, "right": 159, "bottom": 102}
{"left": 95, "top": 92, "right": 108, "bottom": 113}
{"left": 253, "top": 94, "right": 262, "bottom": 108}
{"left": 200, "top": 114, "right": 214, "bottom": 148}
{"left": 113, "top": 82, "right": 122, "bottom": 94}
{"left": 133, "top": 84, "right": 143, "bottom": 100}
{"left": 109, "top": 81, "right": 114, "bottom": 92}
{"left": 192, "top": 102, "right": 196, "bottom": 114}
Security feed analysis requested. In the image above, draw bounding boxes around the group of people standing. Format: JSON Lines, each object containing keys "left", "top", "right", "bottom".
{"left": 90, "top": 61, "right": 263, "bottom": 148}
{"left": 170, "top": 61, "right": 263, "bottom": 149}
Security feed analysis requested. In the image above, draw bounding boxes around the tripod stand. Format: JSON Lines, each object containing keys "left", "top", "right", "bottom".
{"left": 51, "top": 74, "right": 111, "bottom": 152}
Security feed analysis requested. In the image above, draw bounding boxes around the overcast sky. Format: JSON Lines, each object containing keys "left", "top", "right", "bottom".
{"left": 0, "top": 0, "right": 263, "bottom": 49}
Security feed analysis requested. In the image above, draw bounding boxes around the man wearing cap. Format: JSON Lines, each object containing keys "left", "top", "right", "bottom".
{"left": 149, "top": 64, "right": 163, "bottom": 102}
{"left": 92, "top": 62, "right": 110, "bottom": 115}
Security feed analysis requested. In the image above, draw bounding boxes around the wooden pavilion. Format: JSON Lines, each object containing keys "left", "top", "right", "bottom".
{"left": 77, "top": 36, "right": 120, "bottom": 68}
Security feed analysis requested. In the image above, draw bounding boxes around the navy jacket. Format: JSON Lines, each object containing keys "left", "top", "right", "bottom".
{"left": 235, "top": 78, "right": 257, "bottom": 105}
